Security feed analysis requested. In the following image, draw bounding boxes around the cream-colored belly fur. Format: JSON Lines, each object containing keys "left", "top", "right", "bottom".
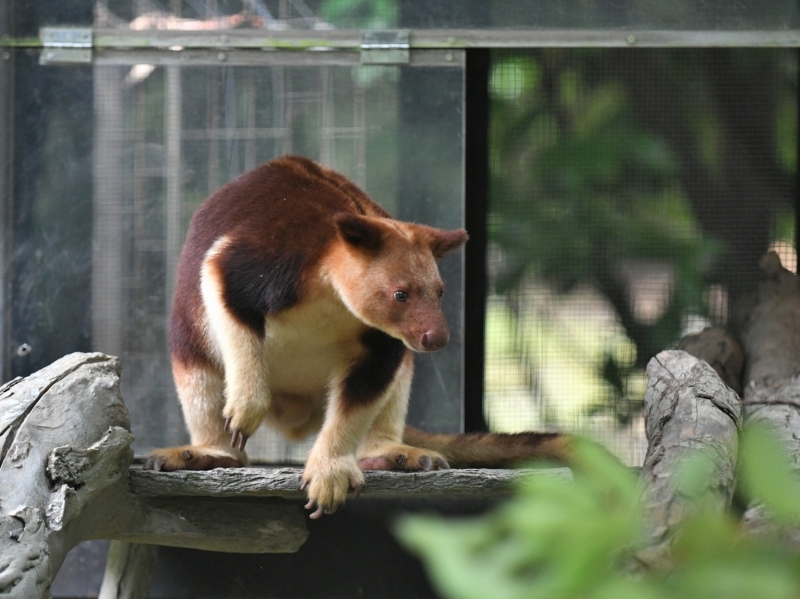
{"left": 260, "top": 288, "right": 366, "bottom": 439}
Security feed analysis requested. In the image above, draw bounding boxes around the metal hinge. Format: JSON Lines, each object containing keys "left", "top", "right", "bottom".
{"left": 361, "top": 30, "right": 409, "bottom": 65}
{"left": 40, "top": 28, "right": 92, "bottom": 65}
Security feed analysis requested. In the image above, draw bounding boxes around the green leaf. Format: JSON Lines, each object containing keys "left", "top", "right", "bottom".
{"left": 739, "top": 425, "right": 800, "bottom": 524}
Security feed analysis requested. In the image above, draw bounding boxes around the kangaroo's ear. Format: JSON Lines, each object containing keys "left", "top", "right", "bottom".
{"left": 334, "top": 214, "right": 384, "bottom": 253}
{"left": 427, "top": 228, "right": 469, "bottom": 259}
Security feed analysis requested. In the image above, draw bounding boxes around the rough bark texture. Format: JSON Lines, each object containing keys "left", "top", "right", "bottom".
{"left": 0, "top": 353, "right": 309, "bottom": 599}
{"left": 676, "top": 326, "right": 744, "bottom": 396}
{"left": 733, "top": 252, "right": 800, "bottom": 538}
{"left": 129, "top": 465, "right": 571, "bottom": 499}
{"left": 89, "top": 493, "right": 308, "bottom": 553}
{"left": 639, "top": 349, "right": 742, "bottom": 568}
{"left": 0, "top": 353, "right": 132, "bottom": 598}
{"left": 1, "top": 352, "right": 568, "bottom": 598}
{"left": 97, "top": 542, "right": 159, "bottom": 599}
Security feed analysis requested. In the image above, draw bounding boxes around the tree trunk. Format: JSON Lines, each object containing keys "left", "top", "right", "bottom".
{"left": 732, "top": 252, "right": 800, "bottom": 539}
{"left": 97, "top": 542, "right": 159, "bottom": 599}
{"left": 0, "top": 353, "right": 132, "bottom": 598}
{"left": 0, "top": 353, "right": 310, "bottom": 599}
{"left": 638, "top": 341, "right": 742, "bottom": 568}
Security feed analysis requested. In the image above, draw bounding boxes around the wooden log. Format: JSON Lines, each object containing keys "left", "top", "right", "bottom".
{"left": 732, "top": 252, "right": 800, "bottom": 537}
{"left": 127, "top": 465, "right": 572, "bottom": 500}
{"left": 3, "top": 352, "right": 577, "bottom": 598}
{"left": 737, "top": 251, "right": 800, "bottom": 465}
{"left": 0, "top": 353, "right": 132, "bottom": 599}
{"left": 0, "top": 353, "right": 311, "bottom": 599}
{"left": 638, "top": 349, "right": 742, "bottom": 568}
{"left": 97, "top": 542, "right": 159, "bottom": 599}
{"left": 94, "top": 466, "right": 566, "bottom": 555}
{"left": 676, "top": 326, "right": 744, "bottom": 396}
{"left": 732, "top": 251, "right": 800, "bottom": 391}
{"left": 87, "top": 490, "right": 308, "bottom": 553}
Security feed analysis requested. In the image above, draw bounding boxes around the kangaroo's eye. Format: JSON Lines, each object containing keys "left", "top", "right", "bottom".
{"left": 394, "top": 291, "right": 409, "bottom": 303}
{"left": 438, "top": 289, "right": 444, "bottom": 299}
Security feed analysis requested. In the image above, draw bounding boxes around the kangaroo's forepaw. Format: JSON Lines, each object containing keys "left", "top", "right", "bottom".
{"left": 224, "top": 418, "right": 250, "bottom": 451}
{"left": 301, "top": 455, "right": 365, "bottom": 519}
{"left": 143, "top": 446, "right": 242, "bottom": 471}
{"left": 358, "top": 444, "right": 449, "bottom": 472}
{"left": 222, "top": 400, "right": 266, "bottom": 450}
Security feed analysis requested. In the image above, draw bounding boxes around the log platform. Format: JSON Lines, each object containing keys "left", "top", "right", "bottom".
{"left": 0, "top": 352, "right": 570, "bottom": 599}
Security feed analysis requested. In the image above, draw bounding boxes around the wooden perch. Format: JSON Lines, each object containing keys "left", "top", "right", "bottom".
{"left": 0, "top": 352, "right": 569, "bottom": 598}
{"left": 735, "top": 252, "right": 800, "bottom": 464}
{"left": 638, "top": 341, "right": 742, "bottom": 568}
{"left": 0, "top": 353, "right": 133, "bottom": 598}
{"left": 732, "top": 252, "right": 800, "bottom": 538}
{"left": 0, "top": 353, "right": 309, "bottom": 599}
{"left": 127, "top": 464, "right": 563, "bottom": 499}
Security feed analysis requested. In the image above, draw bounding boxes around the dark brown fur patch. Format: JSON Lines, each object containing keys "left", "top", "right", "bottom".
{"left": 334, "top": 214, "right": 385, "bottom": 254}
{"left": 343, "top": 328, "right": 409, "bottom": 408}
{"left": 216, "top": 244, "right": 305, "bottom": 336}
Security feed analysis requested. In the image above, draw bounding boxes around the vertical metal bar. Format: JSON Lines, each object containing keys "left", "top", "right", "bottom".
{"left": 354, "top": 83, "right": 366, "bottom": 189}
{"left": 133, "top": 78, "right": 147, "bottom": 354}
{"left": 0, "top": 4, "right": 12, "bottom": 379}
{"left": 277, "top": 67, "right": 292, "bottom": 156}
{"left": 208, "top": 70, "right": 220, "bottom": 193}
{"left": 244, "top": 68, "right": 256, "bottom": 172}
{"left": 273, "top": 66, "right": 288, "bottom": 156}
{"left": 92, "top": 66, "right": 125, "bottom": 356}
{"left": 165, "top": 65, "right": 182, "bottom": 309}
{"left": 463, "top": 48, "right": 490, "bottom": 432}
{"left": 796, "top": 48, "right": 800, "bottom": 264}
{"left": 223, "top": 67, "right": 239, "bottom": 182}
{"left": 320, "top": 67, "right": 333, "bottom": 167}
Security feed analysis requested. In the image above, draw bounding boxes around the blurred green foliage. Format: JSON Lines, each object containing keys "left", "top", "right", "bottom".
{"left": 318, "top": 0, "right": 397, "bottom": 28}
{"left": 397, "top": 428, "right": 800, "bottom": 599}
{"left": 486, "top": 49, "right": 795, "bottom": 428}
{"left": 490, "top": 50, "right": 720, "bottom": 361}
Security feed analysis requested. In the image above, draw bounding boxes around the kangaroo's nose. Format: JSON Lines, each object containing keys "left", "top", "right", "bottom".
{"left": 421, "top": 328, "right": 449, "bottom": 351}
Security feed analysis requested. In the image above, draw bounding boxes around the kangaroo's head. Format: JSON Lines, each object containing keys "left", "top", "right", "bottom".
{"left": 327, "top": 213, "right": 468, "bottom": 352}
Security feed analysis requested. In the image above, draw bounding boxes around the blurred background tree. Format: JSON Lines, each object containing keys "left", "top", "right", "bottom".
{"left": 485, "top": 48, "right": 796, "bottom": 446}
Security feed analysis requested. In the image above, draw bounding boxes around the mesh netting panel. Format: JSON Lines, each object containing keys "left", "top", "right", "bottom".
{"left": 485, "top": 48, "right": 797, "bottom": 465}
{"left": 91, "top": 54, "right": 465, "bottom": 461}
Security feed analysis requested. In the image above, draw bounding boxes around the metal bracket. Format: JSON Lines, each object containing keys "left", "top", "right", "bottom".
{"left": 40, "top": 28, "right": 92, "bottom": 65}
{"left": 361, "top": 30, "right": 409, "bottom": 65}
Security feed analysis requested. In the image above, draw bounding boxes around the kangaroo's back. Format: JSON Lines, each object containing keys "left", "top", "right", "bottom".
{"left": 169, "top": 156, "right": 389, "bottom": 366}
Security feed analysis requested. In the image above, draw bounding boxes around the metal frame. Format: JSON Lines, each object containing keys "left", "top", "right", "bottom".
{"left": 63, "top": 28, "right": 800, "bottom": 49}
{"left": 3, "top": 28, "right": 800, "bottom": 51}
{"left": 0, "top": 4, "right": 11, "bottom": 379}
{"left": 463, "top": 48, "right": 490, "bottom": 432}
{"left": 92, "top": 48, "right": 464, "bottom": 67}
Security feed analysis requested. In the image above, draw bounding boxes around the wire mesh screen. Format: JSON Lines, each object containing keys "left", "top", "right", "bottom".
{"left": 485, "top": 48, "right": 798, "bottom": 465}
{"left": 90, "top": 57, "right": 465, "bottom": 462}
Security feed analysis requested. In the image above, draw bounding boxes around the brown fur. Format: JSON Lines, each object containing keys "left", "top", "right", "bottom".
{"left": 402, "top": 427, "right": 572, "bottom": 468}
{"left": 146, "top": 156, "right": 570, "bottom": 517}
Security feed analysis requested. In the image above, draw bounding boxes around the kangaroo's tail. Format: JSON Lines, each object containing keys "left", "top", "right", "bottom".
{"left": 402, "top": 426, "right": 572, "bottom": 468}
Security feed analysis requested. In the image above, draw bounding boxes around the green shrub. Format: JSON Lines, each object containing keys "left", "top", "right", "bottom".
{"left": 397, "top": 430, "right": 800, "bottom": 599}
